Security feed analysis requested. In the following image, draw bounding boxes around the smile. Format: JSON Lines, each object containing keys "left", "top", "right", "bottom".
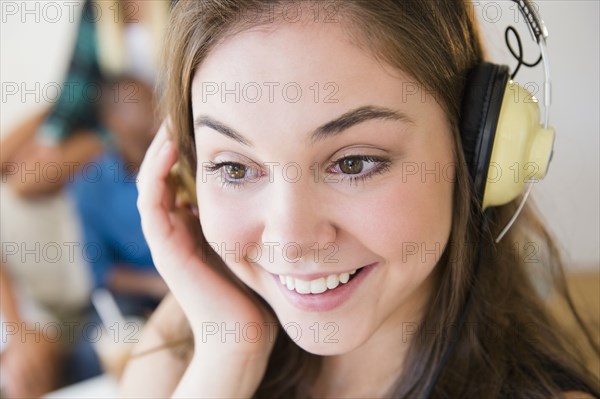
{"left": 272, "top": 262, "right": 379, "bottom": 312}
{"left": 276, "top": 269, "right": 358, "bottom": 294}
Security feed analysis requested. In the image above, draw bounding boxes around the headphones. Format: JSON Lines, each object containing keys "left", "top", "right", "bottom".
{"left": 459, "top": 0, "right": 555, "bottom": 240}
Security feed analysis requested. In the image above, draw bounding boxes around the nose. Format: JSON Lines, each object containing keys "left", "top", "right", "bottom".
{"left": 261, "top": 178, "right": 337, "bottom": 264}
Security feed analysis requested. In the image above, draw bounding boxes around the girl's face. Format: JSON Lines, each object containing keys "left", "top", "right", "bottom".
{"left": 191, "top": 21, "right": 455, "bottom": 355}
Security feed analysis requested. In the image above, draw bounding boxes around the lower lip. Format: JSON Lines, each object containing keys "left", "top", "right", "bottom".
{"left": 273, "top": 262, "right": 379, "bottom": 312}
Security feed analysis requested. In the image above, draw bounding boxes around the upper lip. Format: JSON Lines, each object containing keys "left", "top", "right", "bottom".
{"left": 269, "top": 262, "right": 376, "bottom": 281}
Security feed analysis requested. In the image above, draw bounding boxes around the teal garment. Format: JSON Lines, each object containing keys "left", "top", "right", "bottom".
{"left": 37, "top": 0, "right": 177, "bottom": 146}
{"left": 37, "top": 0, "right": 109, "bottom": 146}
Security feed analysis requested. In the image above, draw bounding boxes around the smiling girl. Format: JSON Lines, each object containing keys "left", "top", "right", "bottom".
{"left": 123, "top": 1, "right": 599, "bottom": 398}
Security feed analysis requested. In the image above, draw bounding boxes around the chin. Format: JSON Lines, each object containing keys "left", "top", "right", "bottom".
{"left": 272, "top": 309, "right": 370, "bottom": 356}
{"left": 294, "top": 336, "right": 359, "bottom": 356}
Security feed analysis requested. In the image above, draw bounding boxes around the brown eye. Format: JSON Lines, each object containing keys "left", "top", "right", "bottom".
{"left": 224, "top": 163, "right": 246, "bottom": 179}
{"left": 338, "top": 157, "right": 364, "bottom": 174}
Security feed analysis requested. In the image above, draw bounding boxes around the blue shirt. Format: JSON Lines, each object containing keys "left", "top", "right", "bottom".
{"left": 69, "top": 151, "right": 156, "bottom": 288}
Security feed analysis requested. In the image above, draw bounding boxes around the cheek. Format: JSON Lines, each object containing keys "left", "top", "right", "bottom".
{"left": 196, "top": 185, "right": 262, "bottom": 265}
{"left": 359, "top": 181, "right": 452, "bottom": 260}
{"left": 351, "top": 153, "right": 455, "bottom": 269}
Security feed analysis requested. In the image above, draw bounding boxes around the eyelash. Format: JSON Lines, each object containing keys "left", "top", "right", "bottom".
{"left": 328, "top": 155, "right": 392, "bottom": 187}
{"left": 203, "top": 155, "right": 392, "bottom": 190}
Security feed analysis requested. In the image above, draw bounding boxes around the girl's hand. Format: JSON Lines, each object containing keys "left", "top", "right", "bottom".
{"left": 136, "top": 120, "right": 277, "bottom": 393}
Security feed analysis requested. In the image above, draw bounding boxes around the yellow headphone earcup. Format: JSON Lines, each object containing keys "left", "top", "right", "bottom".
{"left": 482, "top": 81, "right": 555, "bottom": 209}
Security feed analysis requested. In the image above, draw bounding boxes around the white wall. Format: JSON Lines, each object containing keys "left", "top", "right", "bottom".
{"left": 1, "top": 0, "right": 80, "bottom": 126}
{"left": 1, "top": 1, "right": 598, "bottom": 269}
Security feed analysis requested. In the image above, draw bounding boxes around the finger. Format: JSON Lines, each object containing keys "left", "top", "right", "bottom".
{"left": 140, "top": 117, "right": 172, "bottom": 171}
{"left": 138, "top": 123, "right": 167, "bottom": 195}
{"left": 137, "top": 119, "right": 171, "bottom": 188}
{"left": 138, "top": 139, "right": 179, "bottom": 242}
{"left": 138, "top": 117, "right": 175, "bottom": 188}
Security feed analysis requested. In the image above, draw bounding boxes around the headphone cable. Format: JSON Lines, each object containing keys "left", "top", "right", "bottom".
{"left": 505, "top": 26, "right": 543, "bottom": 79}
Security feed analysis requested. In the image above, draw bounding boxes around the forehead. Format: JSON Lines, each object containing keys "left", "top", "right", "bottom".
{"left": 190, "top": 21, "right": 439, "bottom": 145}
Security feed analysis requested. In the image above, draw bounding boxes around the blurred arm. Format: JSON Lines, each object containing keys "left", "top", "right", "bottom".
{"left": 108, "top": 267, "right": 169, "bottom": 300}
{"left": 119, "top": 294, "right": 192, "bottom": 398}
{"left": 0, "top": 109, "right": 48, "bottom": 172}
{"left": 0, "top": 262, "right": 21, "bottom": 325}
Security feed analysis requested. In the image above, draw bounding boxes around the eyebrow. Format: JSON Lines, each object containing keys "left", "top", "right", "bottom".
{"left": 194, "top": 105, "right": 415, "bottom": 147}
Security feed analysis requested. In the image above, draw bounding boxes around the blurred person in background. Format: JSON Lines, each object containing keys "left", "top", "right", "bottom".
{"left": 64, "top": 77, "right": 168, "bottom": 384}
{"left": 0, "top": 0, "right": 172, "bottom": 397}
{"left": 72, "top": 77, "right": 166, "bottom": 309}
{"left": 1, "top": 0, "right": 171, "bottom": 197}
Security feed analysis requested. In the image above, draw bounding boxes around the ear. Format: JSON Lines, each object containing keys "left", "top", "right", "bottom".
{"left": 170, "top": 161, "right": 198, "bottom": 209}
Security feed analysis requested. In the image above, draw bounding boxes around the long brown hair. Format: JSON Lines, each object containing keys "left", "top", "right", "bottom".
{"left": 159, "top": 1, "right": 599, "bottom": 397}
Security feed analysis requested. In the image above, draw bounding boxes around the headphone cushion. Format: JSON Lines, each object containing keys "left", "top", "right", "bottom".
{"left": 460, "top": 62, "right": 510, "bottom": 201}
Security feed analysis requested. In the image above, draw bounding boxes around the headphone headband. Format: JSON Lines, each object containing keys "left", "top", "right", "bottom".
{"left": 509, "top": 0, "right": 552, "bottom": 127}
{"left": 510, "top": 0, "right": 549, "bottom": 44}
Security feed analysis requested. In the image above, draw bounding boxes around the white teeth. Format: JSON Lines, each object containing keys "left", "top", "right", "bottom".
{"left": 286, "top": 276, "right": 295, "bottom": 290}
{"left": 295, "top": 279, "right": 311, "bottom": 294}
{"left": 278, "top": 269, "right": 360, "bottom": 295}
{"left": 339, "top": 273, "right": 350, "bottom": 284}
{"left": 310, "top": 278, "right": 327, "bottom": 294}
{"left": 326, "top": 274, "right": 340, "bottom": 290}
